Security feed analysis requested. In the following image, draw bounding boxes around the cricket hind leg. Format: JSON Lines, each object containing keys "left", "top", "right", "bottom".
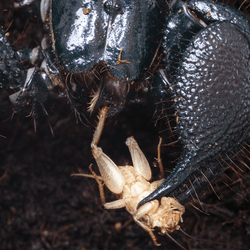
{"left": 88, "top": 164, "right": 126, "bottom": 209}
{"left": 88, "top": 164, "right": 107, "bottom": 204}
{"left": 134, "top": 216, "right": 160, "bottom": 246}
{"left": 133, "top": 200, "right": 160, "bottom": 246}
{"left": 91, "top": 106, "right": 108, "bottom": 148}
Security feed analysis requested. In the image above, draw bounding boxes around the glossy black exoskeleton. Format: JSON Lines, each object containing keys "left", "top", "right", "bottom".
{"left": 1, "top": 0, "right": 250, "bottom": 209}
{"left": 139, "top": 0, "right": 250, "bottom": 207}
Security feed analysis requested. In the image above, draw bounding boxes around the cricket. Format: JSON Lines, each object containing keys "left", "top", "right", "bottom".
{"left": 76, "top": 107, "right": 185, "bottom": 247}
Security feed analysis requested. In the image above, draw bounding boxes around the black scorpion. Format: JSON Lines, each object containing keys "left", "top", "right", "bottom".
{"left": 1, "top": 0, "right": 250, "bottom": 208}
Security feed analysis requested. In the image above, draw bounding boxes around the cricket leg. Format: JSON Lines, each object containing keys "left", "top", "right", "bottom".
{"left": 89, "top": 164, "right": 106, "bottom": 204}
{"left": 133, "top": 200, "right": 160, "bottom": 246}
{"left": 91, "top": 106, "right": 108, "bottom": 148}
{"left": 155, "top": 137, "right": 164, "bottom": 178}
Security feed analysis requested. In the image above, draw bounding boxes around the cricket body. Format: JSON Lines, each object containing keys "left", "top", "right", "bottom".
{"left": 91, "top": 109, "right": 185, "bottom": 246}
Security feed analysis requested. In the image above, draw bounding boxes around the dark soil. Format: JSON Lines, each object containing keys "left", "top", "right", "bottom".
{"left": 0, "top": 1, "right": 250, "bottom": 250}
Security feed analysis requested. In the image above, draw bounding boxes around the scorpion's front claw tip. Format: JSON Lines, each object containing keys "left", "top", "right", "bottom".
{"left": 137, "top": 164, "right": 196, "bottom": 208}
{"left": 138, "top": 183, "right": 170, "bottom": 209}
{"left": 138, "top": 155, "right": 230, "bottom": 208}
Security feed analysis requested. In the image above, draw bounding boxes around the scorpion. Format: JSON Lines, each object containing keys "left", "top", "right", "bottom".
{"left": 1, "top": 0, "right": 250, "bottom": 245}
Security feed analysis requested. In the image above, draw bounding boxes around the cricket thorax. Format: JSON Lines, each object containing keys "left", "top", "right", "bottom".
{"left": 118, "top": 166, "right": 160, "bottom": 215}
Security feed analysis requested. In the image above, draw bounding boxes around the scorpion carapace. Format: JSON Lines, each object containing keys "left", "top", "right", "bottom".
{"left": 1, "top": 0, "right": 250, "bottom": 210}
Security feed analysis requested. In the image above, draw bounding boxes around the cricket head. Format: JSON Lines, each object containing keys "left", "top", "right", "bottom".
{"left": 151, "top": 197, "right": 185, "bottom": 234}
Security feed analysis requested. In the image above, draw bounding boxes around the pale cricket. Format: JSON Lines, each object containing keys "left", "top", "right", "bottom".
{"left": 74, "top": 107, "right": 185, "bottom": 247}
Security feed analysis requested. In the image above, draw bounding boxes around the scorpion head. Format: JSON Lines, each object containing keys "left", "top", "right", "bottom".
{"left": 42, "top": 0, "right": 169, "bottom": 117}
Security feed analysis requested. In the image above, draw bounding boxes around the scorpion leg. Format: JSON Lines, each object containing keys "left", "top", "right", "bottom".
{"left": 0, "top": 24, "right": 50, "bottom": 119}
{"left": 140, "top": 0, "right": 250, "bottom": 207}
{"left": 0, "top": 26, "right": 24, "bottom": 89}
{"left": 1, "top": 1, "right": 66, "bottom": 122}
{"left": 0, "top": 1, "right": 53, "bottom": 119}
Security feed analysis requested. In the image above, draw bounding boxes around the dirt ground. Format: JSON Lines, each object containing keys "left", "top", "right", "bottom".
{"left": 0, "top": 1, "right": 250, "bottom": 250}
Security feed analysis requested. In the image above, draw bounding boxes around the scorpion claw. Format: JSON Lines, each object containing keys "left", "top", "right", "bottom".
{"left": 141, "top": 0, "right": 250, "bottom": 207}
{"left": 138, "top": 157, "right": 228, "bottom": 207}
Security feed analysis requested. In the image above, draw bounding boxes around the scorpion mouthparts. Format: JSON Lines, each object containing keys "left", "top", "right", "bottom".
{"left": 89, "top": 69, "right": 130, "bottom": 116}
